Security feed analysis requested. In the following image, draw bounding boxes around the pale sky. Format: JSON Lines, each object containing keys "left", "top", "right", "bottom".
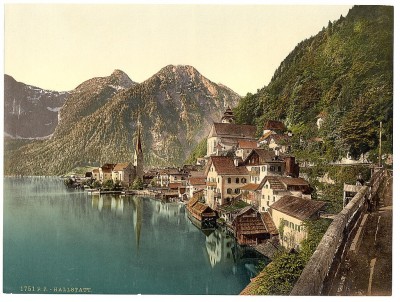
{"left": 4, "top": 3, "right": 353, "bottom": 96}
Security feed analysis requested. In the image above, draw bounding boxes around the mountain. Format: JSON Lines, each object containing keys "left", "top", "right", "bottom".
{"left": 4, "top": 65, "right": 241, "bottom": 175}
{"left": 234, "top": 5, "right": 393, "bottom": 162}
{"left": 4, "top": 75, "right": 70, "bottom": 139}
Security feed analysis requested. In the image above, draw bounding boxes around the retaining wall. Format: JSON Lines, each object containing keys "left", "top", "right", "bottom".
{"left": 290, "top": 168, "right": 385, "bottom": 296}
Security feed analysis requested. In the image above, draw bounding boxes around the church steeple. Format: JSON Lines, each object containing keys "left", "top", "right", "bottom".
{"left": 134, "top": 120, "right": 144, "bottom": 181}
{"left": 221, "top": 106, "right": 235, "bottom": 124}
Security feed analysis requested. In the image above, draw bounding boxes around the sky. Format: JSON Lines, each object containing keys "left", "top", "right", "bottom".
{"left": 4, "top": 2, "right": 354, "bottom": 96}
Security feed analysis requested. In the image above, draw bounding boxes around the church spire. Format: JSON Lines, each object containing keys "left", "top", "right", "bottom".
{"left": 134, "top": 119, "right": 144, "bottom": 181}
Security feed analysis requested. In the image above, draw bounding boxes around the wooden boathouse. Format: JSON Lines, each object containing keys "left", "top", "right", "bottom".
{"left": 232, "top": 206, "right": 278, "bottom": 246}
{"left": 186, "top": 190, "right": 217, "bottom": 229}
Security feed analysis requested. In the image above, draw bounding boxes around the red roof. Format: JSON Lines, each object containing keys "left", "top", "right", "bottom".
{"left": 168, "top": 183, "right": 181, "bottom": 189}
{"left": 240, "top": 183, "right": 260, "bottom": 191}
{"left": 207, "top": 156, "right": 248, "bottom": 176}
{"left": 238, "top": 140, "right": 258, "bottom": 149}
{"left": 189, "top": 177, "right": 206, "bottom": 186}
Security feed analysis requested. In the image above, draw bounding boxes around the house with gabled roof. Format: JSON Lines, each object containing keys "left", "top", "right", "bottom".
{"left": 231, "top": 206, "right": 279, "bottom": 246}
{"left": 270, "top": 195, "right": 325, "bottom": 250}
{"left": 98, "top": 163, "right": 116, "bottom": 182}
{"left": 112, "top": 162, "right": 135, "bottom": 186}
{"left": 259, "top": 176, "right": 313, "bottom": 212}
{"left": 204, "top": 156, "right": 250, "bottom": 210}
{"left": 258, "top": 120, "right": 293, "bottom": 154}
{"left": 186, "top": 172, "right": 207, "bottom": 199}
{"left": 207, "top": 108, "right": 257, "bottom": 157}
{"left": 243, "top": 148, "right": 285, "bottom": 184}
{"left": 235, "top": 139, "right": 258, "bottom": 160}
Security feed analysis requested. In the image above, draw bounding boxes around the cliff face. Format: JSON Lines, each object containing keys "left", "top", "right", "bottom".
{"left": 4, "top": 75, "right": 69, "bottom": 139}
{"left": 4, "top": 65, "right": 240, "bottom": 175}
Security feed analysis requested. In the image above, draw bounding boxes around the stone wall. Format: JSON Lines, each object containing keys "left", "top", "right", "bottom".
{"left": 290, "top": 168, "right": 385, "bottom": 296}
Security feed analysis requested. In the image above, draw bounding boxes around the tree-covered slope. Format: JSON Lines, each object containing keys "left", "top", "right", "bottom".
{"left": 234, "top": 5, "right": 393, "bottom": 162}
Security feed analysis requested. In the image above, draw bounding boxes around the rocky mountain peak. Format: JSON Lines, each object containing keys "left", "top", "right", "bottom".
{"left": 110, "top": 69, "right": 136, "bottom": 89}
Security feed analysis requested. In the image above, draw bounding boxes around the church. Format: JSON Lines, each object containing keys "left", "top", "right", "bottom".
{"left": 92, "top": 124, "right": 144, "bottom": 187}
{"left": 206, "top": 106, "right": 258, "bottom": 157}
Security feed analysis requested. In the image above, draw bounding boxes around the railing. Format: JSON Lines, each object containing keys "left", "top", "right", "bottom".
{"left": 290, "top": 168, "right": 386, "bottom": 296}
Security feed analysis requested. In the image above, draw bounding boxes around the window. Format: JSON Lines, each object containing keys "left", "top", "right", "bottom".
{"left": 262, "top": 195, "right": 265, "bottom": 199}
{"left": 262, "top": 166, "right": 266, "bottom": 172}
{"left": 278, "top": 166, "right": 282, "bottom": 172}
{"left": 227, "top": 188, "right": 232, "bottom": 194}
{"left": 262, "top": 207, "right": 265, "bottom": 211}
{"left": 234, "top": 188, "right": 240, "bottom": 194}
{"left": 236, "top": 178, "right": 239, "bottom": 184}
{"left": 241, "top": 178, "right": 247, "bottom": 183}
{"left": 270, "top": 166, "right": 275, "bottom": 172}
{"left": 227, "top": 177, "right": 231, "bottom": 183}
{"left": 268, "top": 195, "right": 270, "bottom": 201}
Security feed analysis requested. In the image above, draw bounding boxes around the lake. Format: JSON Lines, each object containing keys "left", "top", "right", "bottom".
{"left": 3, "top": 177, "right": 265, "bottom": 295}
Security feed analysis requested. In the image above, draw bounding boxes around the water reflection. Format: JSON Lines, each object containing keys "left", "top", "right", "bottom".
{"left": 91, "top": 195, "right": 125, "bottom": 216}
{"left": 132, "top": 197, "right": 143, "bottom": 251}
{"left": 205, "top": 228, "right": 234, "bottom": 268}
{"left": 4, "top": 177, "right": 264, "bottom": 294}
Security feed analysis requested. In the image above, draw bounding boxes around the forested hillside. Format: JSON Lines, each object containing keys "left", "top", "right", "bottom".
{"left": 234, "top": 5, "right": 393, "bottom": 163}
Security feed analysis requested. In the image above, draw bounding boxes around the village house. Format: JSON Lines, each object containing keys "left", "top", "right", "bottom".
{"left": 206, "top": 107, "right": 257, "bottom": 157}
{"left": 204, "top": 156, "right": 249, "bottom": 210}
{"left": 269, "top": 195, "right": 325, "bottom": 250}
{"left": 231, "top": 206, "right": 278, "bottom": 246}
{"left": 186, "top": 171, "right": 207, "bottom": 199}
{"left": 92, "top": 168, "right": 100, "bottom": 181}
{"left": 111, "top": 162, "right": 135, "bottom": 186}
{"left": 258, "top": 120, "right": 293, "bottom": 154}
{"left": 243, "top": 149, "right": 285, "bottom": 185}
{"left": 235, "top": 140, "right": 258, "bottom": 160}
{"left": 98, "top": 163, "right": 115, "bottom": 182}
{"left": 259, "top": 176, "right": 313, "bottom": 212}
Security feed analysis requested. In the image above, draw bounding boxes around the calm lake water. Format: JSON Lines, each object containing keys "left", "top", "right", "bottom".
{"left": 3, "top": 177, "right": 265, "bottom": 295}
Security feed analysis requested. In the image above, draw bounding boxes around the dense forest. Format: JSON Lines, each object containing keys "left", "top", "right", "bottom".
{"left": 233, "top": 5, "right": 393, "bottom": 163}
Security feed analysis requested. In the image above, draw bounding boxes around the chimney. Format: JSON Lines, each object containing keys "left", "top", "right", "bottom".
{"left": 234, "top": 157, "right": 240, "bottom": 167}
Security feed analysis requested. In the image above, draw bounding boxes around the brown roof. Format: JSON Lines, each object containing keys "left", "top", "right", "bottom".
{"left": 92, "top": 169, "right": 99, "bottom": 173}
{"left": 207, "top": 156, "right": 249, "bottom": 176}
{"left": 244, "top": 149, "right": 281, "bottom": 164}
{"left": 240, "top": 183, "right": 260, "bottom": 191}
{"left": 238, "top": 139, "right": 258, "bottom": 149}
{"left": 168, "top": 183, "right": 181, "bottom": 189}
{"left": 260, "top": 212, "right": 279, "bottom": 235}
{"left": 113, "top": 162, "right": 131, "bottom": 171}
{"left": 101, "top": 163, "right": 116, "bottom": 170}
{"left": 264, "top": 120, "right": 286, "bottom": 131}
{"left": 189, "top": 177, "right": 206, "bottom": 186}
{"left": 212, "top": 123, "right": 257, "bottom": 138}
{"left": 270, "top": 196, "right": 325, "bottom": 221}
{"left": 234, "top": 215, "right": 268, "bottom": 235}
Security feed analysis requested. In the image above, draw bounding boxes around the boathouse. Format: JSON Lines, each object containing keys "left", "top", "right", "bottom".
{"left": 232, "top": 206, "right": 278, "bottom": 246}
{"left": 186, "top": 191, "right": 217, "bottom": 229}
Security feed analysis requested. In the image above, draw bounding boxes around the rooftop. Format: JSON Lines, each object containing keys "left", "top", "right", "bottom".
{"left": 270, "top": 195, "right": 325, "bottom": 221}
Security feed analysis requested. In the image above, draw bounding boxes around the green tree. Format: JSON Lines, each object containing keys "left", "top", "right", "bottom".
{"left": 130, "top": 177, "right": 143, "bottom": 190}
